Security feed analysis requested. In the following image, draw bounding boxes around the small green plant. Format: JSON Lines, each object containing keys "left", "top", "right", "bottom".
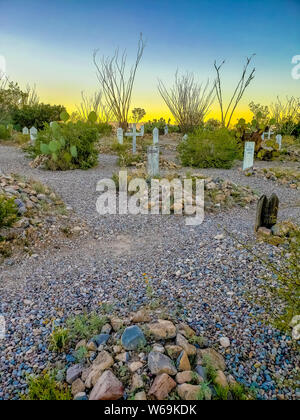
{"left": 74, "top": 346, "right": 88, "bottom": 363}
{"left": 49, "top": 326, "right": 70, "bottom": 352}
{"left": 66, "top": 312, "right": 108, "bottom": 341}
{"left": 0, "top": 195, "right": 19, "bottom": 228}
{"left": 178, "top": 128, "right": 240, "bottom": 168}
{"left": 202, "top": 355, "right": 217, "bottom": 382}
{"left": 188, "top": 335, "right": 207, "bottom": 348}
{"left": 0, "top": 124, "right": 10, "bottom": 140}
{"left": 196, "top": 382, "right": 212, "bottom": 400}
{"left": 23, "top": 372, "right": 72, "bottom": 400}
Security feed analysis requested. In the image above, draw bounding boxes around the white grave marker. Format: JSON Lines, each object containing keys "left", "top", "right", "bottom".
{"left": 147, "top": 145, "right": 160, "bottom": 177}
{"left": 117, "top": 127, "right": 123, "bottom": 145}
{"left": 22, "top": 127, "right": 29, "bottom": 135}
{"left": 164, "top": 125, "right": 168, "bottom": 135}
{"left": 140, "top": 125, "right": 144, "bottom": 136}
{"left": 30, "top": 126, "right": 38, "bottom": 143}
{"left": 182, "top": 134, "right": 188, "bottom": 141}
{"left": 243, "top": 141, "right": 255, "bottom": 171}
{"left": 275, "top": 134, "right": 282, "bottom": 150}
{"left": 153, "top": 127, "right": 159, "bottom": 145}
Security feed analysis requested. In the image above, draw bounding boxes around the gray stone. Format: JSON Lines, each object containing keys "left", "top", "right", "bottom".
{"left": 121, "top": 326, "right": 146, "bottom": 350}
{"left": 66, "top": 364, "right": 83, "bottom": 384}
{"left": 148, "top": 351, "right": 177, "bottom": 376}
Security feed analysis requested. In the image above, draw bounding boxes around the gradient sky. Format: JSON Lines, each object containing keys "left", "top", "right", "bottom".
{"left": 0, "top": 0, "right": 299, "bottom": 122}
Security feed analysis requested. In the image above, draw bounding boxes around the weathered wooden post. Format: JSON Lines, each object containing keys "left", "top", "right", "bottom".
{"left": 147, "top": 145, "right": 160, "bottom": 177}
{"left": 153, "top": 127, "right": 159, "bottom": 145}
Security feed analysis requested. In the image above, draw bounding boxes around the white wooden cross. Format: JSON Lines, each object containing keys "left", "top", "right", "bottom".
{"left": 261, "top": 129, "right": 274, "bottom": 141}
{"left": 125, "top": 123, "right": 143, "bottom": 153}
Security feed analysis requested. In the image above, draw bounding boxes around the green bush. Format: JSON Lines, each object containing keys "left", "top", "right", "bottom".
{"left": 23, "top": 372, "right": 71, "bottom": 400}
{"left": 0, "top": 124, "right": 10, "bottom": 140}
{"left": 0, "top": 195, "right": 19, "bottom": 228}
{"left": 144, "top": 118, "right": 166, "bottom": 135}
{"left": 12, "top": 103, "right": 66, "bottom": 130}
{"left": 178, "top": 128, "right": 240, "bottom": 168}
{"left": 29, "top": 116, "right": 99, "bottom": 170}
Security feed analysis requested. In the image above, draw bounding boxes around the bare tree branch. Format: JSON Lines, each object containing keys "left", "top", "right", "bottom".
{"left": 214, "top": 55, "right": 256, "bottom": 128}
{"left": 93, "top": 34, "right": 145, "bottom": 129}
{"left": 158, "top": 71, "right": 215, "bottom": 132}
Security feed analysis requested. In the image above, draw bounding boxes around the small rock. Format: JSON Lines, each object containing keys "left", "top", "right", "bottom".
{"left": 219, "top": 337, "right": 230, "bottom": 348}
{"left": 92, "top": 334, "right": 110, "bottom": 347}
{"left": 74, "top": 392, "right": 88, "bottom": 401}
{"left": 176, "top": 334, "right": 196, "bottom": 356}
{"left": 66, "top": 364, "right": 83, "bottom": 385}
{"left": 165, "top": 345, "right": 183, "bottom": 359}
{"left": 131, "top": 373, "right": 143, "bottom": 391}
{"left": 148, "top": 351, "right": 177, "bottom": 376}
{"left": 153, "top": 344, "right": 165, "bottom": 353}
{"left": 134, "top": 391, "right": 147, "bottom": 400}
{"left": 93, "top": 350, "right": 114, "bottom": 370}
{"left": 131, "top": 309, "right": 151, "bottom": 323}
{"left": 148, "top": 373, "right": 176, "bottom": 400}
{"left": 177, "top": 323, "right": 196, "bottom": 339}
{"left": 110, "top": 317, "right": 124, "bottom": 331}
{"left": 89, "top": 370, "right": 124, "bottom": 400}
{"left": 176, "top": 351, "right": 191, "bottom": 372}
{"left": 128, "top": 361, "right": 143, "bottom": 373}
{"left": 176, "top": 371, "right": 202, "bottom": 384}
{"left": 71, "top": 378, "right": 85, "bottom": 396}
{"left": 177, "top": 384, "right": 203, "bottom": 400}
{"left": 148, "top": 320, "right": 176, "bottom": 340}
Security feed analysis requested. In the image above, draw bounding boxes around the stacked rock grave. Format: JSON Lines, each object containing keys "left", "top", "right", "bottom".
{"left": 65, "top": 310, "right": 246, "bottom": 401}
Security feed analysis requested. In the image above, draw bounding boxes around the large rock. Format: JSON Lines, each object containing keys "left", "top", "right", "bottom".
{"left": 176, "top": 334, "right": 196, "bottom": 356}
{"left": 94, "top": 350, "right": 114, "bottom": 370}
{"left": 148, "top": 374, "right": 176, "bottom": 400}
{"left": 177, "top": 384, "right": 201, "bottom": 400}
{"left": 121, "top": 326, "right": 146, "bottom": 350}
{"left": 148, "top": 351, "right": 177, "bottom": 376}
{"left": 177, "top": 323, "right": 196, "bottom": 339}
{"left": 197, "top": 348, "right": 226, "bottom": 371}
{"left": 66, "top": 364, "right": 83, "bottom": 384}
{"left": 148, "top": 320, "right": 176, "bottom": 340}
{"left": 214, "top": 370, "right": 228, "bottom": 388}
{"left": 85, "top": 365, "right": 104, "bottom": 389}
{"left": 131, "top": 309, "right": 151, "bottom": 323}
{"left": 176, "top": 371, "right": 202, "bottom": 384}
{"left": 89, "top": 370, "right": 124, "bottom": 400}
{"left": 176, "top": 351, "right": 191, "bottom": 371}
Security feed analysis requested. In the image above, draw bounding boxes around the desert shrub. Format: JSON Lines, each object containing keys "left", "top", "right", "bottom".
{"left": 23, "top": 372, "right": 71, "bottom": 400}
{"left": 0, "top": 195, "right": 19, "bottom": 228}
{"left": 11, "top": 103, "right": 66, "bottom": 130}
{"left": 66, "top": 312, "right": 108, "bottom": 341}
{"left": 49, "top": 326, "right": 70, "bottom": 352}
{"left": 256, "top": 139, "right": 280, "bottom": 160}
{"left": 291, "top": 122, "right": 300, "bottom": 139}
{"left": 29, "top": 117, "right": 99, "bottom": 170}
{"left": 96, "top": 122, "right": 113, "bottom": 136}
{"left": 144, "top": 118, "right": 166, "bottom": 135}
{"left": 178, "top": 128, "right": 240, "bottom": 168}
{"left": 0, "top": 124, "right": 10, "bottom": 140}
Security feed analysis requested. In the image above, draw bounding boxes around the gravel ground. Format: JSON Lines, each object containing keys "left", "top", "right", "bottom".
{"left": 0, "top": 144, "right": 299, "bottom": 400}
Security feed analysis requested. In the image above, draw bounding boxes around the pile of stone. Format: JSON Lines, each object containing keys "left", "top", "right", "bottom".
{"left": 65, "top": 311, "right": 240, "bottom": 401}
{"left": 0, "top": 174, "right": 85, "bottom": 262}
{"left": 243, "top": 167, "right": 300, "bottom": 190}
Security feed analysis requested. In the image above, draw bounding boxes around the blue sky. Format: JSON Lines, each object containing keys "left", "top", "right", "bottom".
{"left": 0, "top": 0, "right": 299, "bottom": 120}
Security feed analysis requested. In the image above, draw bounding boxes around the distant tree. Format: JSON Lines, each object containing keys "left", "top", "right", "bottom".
{"left": 76, "top": 90, "right": 113, "bottom": 123}
{"left": 93, "top": 34, "right": 146, "bottom": 129}
{"left": 131, "top": 107, "right": 146, "bottom": 123}
{"left": 12, "top": 103, "right": 66, "bottom": 130}
{"left": 214, "top": 55, "right": 256, "bottom": 128}
{"left": 158, "top": 71, "right": 215, "bottom": 133}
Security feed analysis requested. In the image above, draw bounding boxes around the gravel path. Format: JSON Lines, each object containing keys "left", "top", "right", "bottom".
{"left": 0, "top": 144, "right": 299, "bottom": 400}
